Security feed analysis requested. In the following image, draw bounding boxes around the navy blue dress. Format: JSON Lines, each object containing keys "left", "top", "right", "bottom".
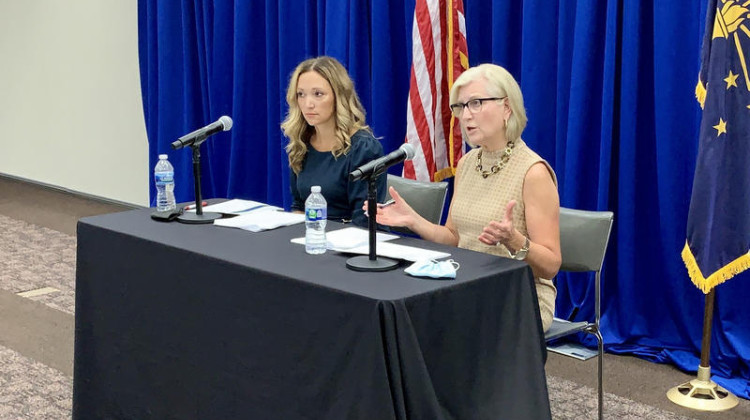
{"left": 291, "top": 130, "right": 387, "bottom": 227}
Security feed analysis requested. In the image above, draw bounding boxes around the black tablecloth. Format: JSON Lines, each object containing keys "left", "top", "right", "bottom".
{"left": 73, "top": 208, "right": 551, "bottom": 419}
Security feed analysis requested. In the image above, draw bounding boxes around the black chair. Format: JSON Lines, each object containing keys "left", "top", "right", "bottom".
{"left": 385, "top": 174, "right": 448, "bottom": 235}
{"left": 546, "top": 207, "right": 614, "bottom": 420}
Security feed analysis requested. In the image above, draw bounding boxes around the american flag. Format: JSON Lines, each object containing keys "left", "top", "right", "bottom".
{"left": 403, "top": 0, "right": 469, "bottom": 182}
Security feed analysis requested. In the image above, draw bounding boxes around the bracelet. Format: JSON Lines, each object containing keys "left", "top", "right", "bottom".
{"left": 507, "top": 236, "right": 530, "bottom": 261}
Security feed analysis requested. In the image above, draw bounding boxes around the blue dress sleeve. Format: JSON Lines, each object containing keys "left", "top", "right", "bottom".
{"left": 347, "top": 132, "right": 387, "bottom": 227}
{"left": 290, "top": 169, "right": 304, "bottom": 212}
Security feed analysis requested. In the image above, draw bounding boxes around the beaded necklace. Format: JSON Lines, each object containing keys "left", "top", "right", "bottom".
{"left": 475, "top": 141, "right": 516, "bottom": 178}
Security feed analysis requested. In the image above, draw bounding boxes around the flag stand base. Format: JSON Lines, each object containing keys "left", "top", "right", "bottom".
{"left": 667, "top": 366, "right": 738, "bottom": 411}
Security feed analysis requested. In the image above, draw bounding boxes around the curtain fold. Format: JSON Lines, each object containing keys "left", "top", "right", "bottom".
{"left": 138, "top": 0, "right": 750, "bottom": 398}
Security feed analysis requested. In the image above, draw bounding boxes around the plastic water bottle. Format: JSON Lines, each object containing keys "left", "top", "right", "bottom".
{"left": 154, "top": 154, "right": 176, "bottom": 212}
{"left": 305, "top": 186, "right": 327, "bottom": 254}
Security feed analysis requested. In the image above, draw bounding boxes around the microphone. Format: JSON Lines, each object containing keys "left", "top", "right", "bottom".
{"left": 171, "top": 116, "right": 233, "bottom": 149}
{"left": 349, "top": 143, "right": 415, "bottom": 181}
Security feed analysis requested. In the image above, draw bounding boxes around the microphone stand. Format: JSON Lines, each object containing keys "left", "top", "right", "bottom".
{"left": 346, "top": 169, "right": 399, "bottom": 272}
{"left": 177, "top": 135, "right": 222, "bottom": 224}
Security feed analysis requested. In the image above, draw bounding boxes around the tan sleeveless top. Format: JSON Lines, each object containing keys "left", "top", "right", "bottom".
{"left": 452, "top": 139, "right": 557, "bottom": 331}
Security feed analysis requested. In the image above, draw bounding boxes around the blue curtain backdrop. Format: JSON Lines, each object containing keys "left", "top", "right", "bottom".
{"left": 138, "top": 0, "right": 750, "bottom": 397}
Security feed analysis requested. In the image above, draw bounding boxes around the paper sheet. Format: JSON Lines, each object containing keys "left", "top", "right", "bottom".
{"left": 214, "top": 208, "right": 305, "bottom": 232}
{"left": 332, "top": 241, "right": 451, "bottom": 262}
{"left": 187, "top": 199, "right": 280, "bottom": 214}
{"left": 290, "top": 226, "right": 398, "bottom": 249}
{"left": 291, "top": 227, "right": 449, "bottom": 262}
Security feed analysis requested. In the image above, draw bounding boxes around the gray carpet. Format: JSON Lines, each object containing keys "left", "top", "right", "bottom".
{"left": 0, "top": 345, "right": 72, "bottom": 419}
{"left": 0, "top": 212, "right": 707, "bottom": 419}
{"left": 0, "top": 214, "right": 76, "bottom": 315}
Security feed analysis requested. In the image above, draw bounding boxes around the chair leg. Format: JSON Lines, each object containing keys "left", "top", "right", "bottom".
{"left": 595, "top": 328, "right": 604, "bottom": 420}
{"left": 585, "top": 325, "right": 604, "bottom": 420}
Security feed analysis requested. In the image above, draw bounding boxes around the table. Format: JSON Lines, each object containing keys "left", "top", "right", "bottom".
{"left": 73, "top": 208, "right": 551, "bottom": 419}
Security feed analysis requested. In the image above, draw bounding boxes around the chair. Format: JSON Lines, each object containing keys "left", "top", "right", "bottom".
{"left": 385, "top": 174, "right": 448, "bottom": 234}
{"left": 546, "top": 207, "right": 614, "bottom": 420}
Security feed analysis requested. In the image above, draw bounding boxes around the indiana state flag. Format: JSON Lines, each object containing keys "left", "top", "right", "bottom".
{"left": 683, "top": 0, "right": 750, "bottom": 293}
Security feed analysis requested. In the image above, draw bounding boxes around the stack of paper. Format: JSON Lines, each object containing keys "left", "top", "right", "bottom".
{"left": 187, "top": 199, "right": 279, "bottom": 214}
{"left": 291, "top": 227, "right": 396, "bottom": 247}
{"left": 334, "top": 241, "right": 451, "bottom": 262}
{"left": 214, "top": 207, "right": 305, "bottom": 232}
{"left": 326, "top": 227, "right": 399, "bottom": 249}
{"left": 291, "top": 227, "right": 450, "bottom": 262}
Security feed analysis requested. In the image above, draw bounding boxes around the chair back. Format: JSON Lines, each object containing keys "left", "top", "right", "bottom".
{"left": 559, "top": 207, "right": 614, "bottom": 273}
{"left": 386, "top": 174, "right": 448, "bottom": 226}
{"left": 551, "top": 207, "right": 613, "bottom": 420}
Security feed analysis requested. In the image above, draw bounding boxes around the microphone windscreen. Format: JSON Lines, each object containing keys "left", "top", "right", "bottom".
{"left": 400, "top": 143, "right": 416, "bottom": 160}
{"left": 219, "top": 116, "right": 233, "bottom": 131}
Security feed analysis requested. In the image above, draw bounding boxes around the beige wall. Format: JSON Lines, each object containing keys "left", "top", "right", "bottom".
{"left": 0, "top": 0, "right": 149, "bottom": 206}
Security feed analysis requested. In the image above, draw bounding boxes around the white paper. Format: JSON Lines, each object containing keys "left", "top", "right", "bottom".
{"left": 187, "top": 199, "right": 280, "bottom": 214}
{"left": 291, "top": 227, "right": 449, "bottom": 262}
{"left": 214, "top": 209, "right": 305, "bottom": 232}
{"left": 290, "top": 226, "right": 399, "bottom": 249}
{"left": 326, "top": 227, "right": 399, "bottom": 249}
{"left": 331, "top": 241, "right": 451, "bottom": 262}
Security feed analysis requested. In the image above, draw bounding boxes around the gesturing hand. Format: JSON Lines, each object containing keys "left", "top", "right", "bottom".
{"left": 362, "top": 186, "right": 416, "bottom": 228}
{"left": 478, "top": 200, "right": 517, "bottom": 247}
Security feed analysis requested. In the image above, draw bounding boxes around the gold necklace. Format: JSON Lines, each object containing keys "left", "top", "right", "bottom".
{"left": 475, "top": 141, "right": 515, "bottom": 178}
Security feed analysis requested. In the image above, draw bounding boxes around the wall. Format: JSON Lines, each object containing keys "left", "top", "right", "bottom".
{"left": 0, "top": 0, "right": 148, "bottom": 206}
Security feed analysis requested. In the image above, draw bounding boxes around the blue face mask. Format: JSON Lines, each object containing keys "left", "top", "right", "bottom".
{"left": 404, "top": 259, "right": 460, "bottom": 279}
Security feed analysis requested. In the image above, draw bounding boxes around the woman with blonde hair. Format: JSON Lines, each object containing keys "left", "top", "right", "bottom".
{"left": 370, "top": 64, "right": 561, "bottom": 331}
{"left": 282, "top": 56, "right": 386, "bottom": 227}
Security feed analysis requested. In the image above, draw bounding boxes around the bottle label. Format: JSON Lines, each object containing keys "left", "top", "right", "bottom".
{"left": 155, "top": 171, "right": 174, "bottom": 186}
{"left": 305, "top": 207, "right": 327, "bottom": 221}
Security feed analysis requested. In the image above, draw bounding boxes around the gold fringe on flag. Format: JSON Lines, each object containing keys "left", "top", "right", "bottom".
{"left": 682, "top": 241, "right": 750, "bottom": 293}
{"left": 433, "top": 167, "right": 456, "bottom": 182}
{"left": 695, "top": 79, "right": 707, "bottom": 109}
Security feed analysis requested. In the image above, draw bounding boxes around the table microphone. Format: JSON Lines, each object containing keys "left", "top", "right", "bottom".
{"left": 349, "top": 143, "right": 415, "bottom": 181}
{"left": 172, "top": 116, "right": 233, "bottom": 149}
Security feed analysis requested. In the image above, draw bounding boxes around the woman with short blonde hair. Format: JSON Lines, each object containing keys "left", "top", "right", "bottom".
{"left": 372, "top": 63, "right": 561, "bottom": 331}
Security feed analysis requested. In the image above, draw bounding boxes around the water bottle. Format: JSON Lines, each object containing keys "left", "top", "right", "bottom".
{"left": 305, "top": 186, "right": 327, "bottom": 254}
{"left": 154, "top": 154, "right": 176, "bottom": 212}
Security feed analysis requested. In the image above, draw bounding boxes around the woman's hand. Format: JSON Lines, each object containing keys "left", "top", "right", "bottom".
{"left": 363, "top": 186, "right": 417, "bottom": 228}
{"left": 478, "top": 200, "right": 520, "bottom": 248}
{"left": 479, "top": 162, "right": 562, "bottom": 280}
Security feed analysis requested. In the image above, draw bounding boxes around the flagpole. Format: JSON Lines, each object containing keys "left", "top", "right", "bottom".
{"left": 666, "top": 288, "right": 738, "bottom": 411}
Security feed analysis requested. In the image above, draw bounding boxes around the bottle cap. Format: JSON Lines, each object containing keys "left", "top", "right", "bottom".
{"left": 159, "top": 154, "right": 168, "bottom": 159}
{"left": 311, "top": 186, "right": 321, "bottom": 193}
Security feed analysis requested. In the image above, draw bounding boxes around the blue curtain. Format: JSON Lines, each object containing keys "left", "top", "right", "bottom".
{"left": 138, "top": 0, "right": 413, "bottom": 209}
{"left": 138, "top": 0, "right": 750, "bottom": 397}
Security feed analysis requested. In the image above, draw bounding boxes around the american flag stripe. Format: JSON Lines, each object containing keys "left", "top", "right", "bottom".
{"left": 404, "top": 0, "right": 468, "bottom": 182}
{"left": 407, "top": 67, "right": 434, "bottom": 181}
{"left": 445, "top": 0, "right": 468, "bottom": 178}
{"left": 408, "top": 0, "right": 439, "bottom": 180}
{"left": 433, "top": 1, "right": 449, "bottom": 175}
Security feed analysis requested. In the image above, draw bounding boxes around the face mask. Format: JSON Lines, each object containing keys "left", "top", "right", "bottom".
{"left": 404, "top": 259, "right": 460, "bottom": 279}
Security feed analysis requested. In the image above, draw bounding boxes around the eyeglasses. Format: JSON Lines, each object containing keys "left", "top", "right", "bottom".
{"left": 449, "top": 97, "right": 506, "bottom": 117}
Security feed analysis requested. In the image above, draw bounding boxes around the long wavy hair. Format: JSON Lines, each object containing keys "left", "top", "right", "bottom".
{"left": 281, "top": 56, "right": 370, "bottom": 174}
